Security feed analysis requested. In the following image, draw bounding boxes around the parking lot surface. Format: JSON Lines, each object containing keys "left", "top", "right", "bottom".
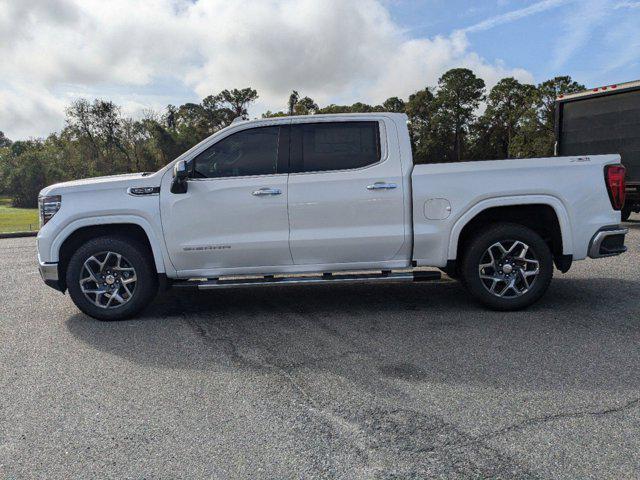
{"left": 1, "top": 217, "right": 639, "bottom": 479}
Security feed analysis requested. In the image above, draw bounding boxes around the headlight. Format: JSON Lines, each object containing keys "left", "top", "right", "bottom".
{"left": 38, "top": 195, "right": 62, "bottom": 227}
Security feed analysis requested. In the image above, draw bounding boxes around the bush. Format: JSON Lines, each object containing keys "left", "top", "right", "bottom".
{"left": 5, "top": 150, "right": 47, "bottom": 208}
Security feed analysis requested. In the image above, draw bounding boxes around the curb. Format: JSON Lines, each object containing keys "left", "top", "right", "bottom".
{"left": 0, "top": 231, "right": 38, "bottom": 239}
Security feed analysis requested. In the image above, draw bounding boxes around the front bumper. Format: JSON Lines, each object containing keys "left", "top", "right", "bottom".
{"left": 38, "top": 259, "right": 64, "bottom": 292}
{"left": 588, "top": 227, "right": 628, "bottom": 259}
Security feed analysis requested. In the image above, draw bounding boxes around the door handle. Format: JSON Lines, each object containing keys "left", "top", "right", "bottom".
{"left": 367, "top": 182, "right": 397, "bottom": 190}
{"left": 252, "top": 187, "right": 282, "bottom": 196}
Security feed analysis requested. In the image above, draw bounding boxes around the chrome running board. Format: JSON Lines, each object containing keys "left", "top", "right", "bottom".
{"left": 173, "top": 270, "right": 441, "bottom": 290}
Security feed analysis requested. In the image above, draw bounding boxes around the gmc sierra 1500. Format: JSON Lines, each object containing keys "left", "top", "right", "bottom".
{"left": 37, "top": 113, "right": 628, "bottom": 320}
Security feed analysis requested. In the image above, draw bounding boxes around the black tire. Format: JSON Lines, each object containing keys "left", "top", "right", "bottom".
{"left": 621, "top": 206, "right": 632, "bottom": 222}
{"left": 460, "top": 223, "right": 553, "bottom": 311}
{"left": 66, "top": 236, "right": 158, "bottom": 320}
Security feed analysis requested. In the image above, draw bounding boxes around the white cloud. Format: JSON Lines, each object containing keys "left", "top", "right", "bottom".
{"left": 366, "top": 31, "right": 533, "bottom": 101}
{"left": 0, "top": 84, "right": 67, "bottom": 140}
{"left": 552, "top": 0, "right": 611, "bottom": 69}
{"left": 600, "top": 9, "right": 640, "bottom": 73}
{"left": 0, "top": 0, "right": 533, "bottom": 139}
{"left": 463, "top": 0, "right": 571, "bottom": 33}
{"left": 614, "top": 1, "right": 640, "bottom": 8}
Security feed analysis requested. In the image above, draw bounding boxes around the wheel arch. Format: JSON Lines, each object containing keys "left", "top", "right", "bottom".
{"left": 448, "top": 195, "right": 573, "bottom": 266}
{"left": 52, "top": 217, "right": 167, "bottom": 291}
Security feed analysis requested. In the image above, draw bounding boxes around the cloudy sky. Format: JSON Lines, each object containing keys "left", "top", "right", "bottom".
{"left": 1, "top": 0, "right": 639, "bottom": 139}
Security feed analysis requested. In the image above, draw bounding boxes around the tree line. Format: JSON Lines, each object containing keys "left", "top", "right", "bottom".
{"left": 0, "top": 68, "right": 584, "bottom": 207}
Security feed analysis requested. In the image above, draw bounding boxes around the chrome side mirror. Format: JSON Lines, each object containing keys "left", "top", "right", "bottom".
{"left": 171, "top": 160, "right": 189, "bottom": 194}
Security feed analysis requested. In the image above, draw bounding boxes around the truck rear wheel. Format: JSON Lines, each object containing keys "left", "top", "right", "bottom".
{"left": 461, "top": 223, "right": 553, "bottom": 311}
{"left": 66, "top": 236, "right": 158, "bottom": 321}
{"left": 621, "top": 206, "right": 632, "bottom": 222}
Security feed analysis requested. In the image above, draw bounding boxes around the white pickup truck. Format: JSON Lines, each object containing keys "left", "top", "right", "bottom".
{"left": 37, "top": 113, "right": 628, "bottom": 320}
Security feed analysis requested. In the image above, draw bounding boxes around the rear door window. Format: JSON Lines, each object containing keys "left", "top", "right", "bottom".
{"left": 290, "top": 121, "right": 381, "bottom": 173}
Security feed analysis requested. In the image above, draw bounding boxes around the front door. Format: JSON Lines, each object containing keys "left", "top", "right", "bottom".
{"left": 160, "top": 125, "right": 292, "bottom": 276}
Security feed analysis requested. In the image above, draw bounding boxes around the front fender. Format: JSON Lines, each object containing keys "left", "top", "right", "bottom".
{"left": 48, "top": 215, "right": 170, "bottom": 274}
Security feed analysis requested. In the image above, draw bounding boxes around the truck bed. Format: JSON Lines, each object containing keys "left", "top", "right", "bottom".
{"left": 410, "top": 154, "right": 622, "bottom": 267}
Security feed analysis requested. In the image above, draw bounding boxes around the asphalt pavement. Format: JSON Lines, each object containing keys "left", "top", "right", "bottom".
{"left": 1, "top": 216, "right": 639, "bottom": 479}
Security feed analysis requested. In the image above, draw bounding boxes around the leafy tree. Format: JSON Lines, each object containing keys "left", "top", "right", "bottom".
{"left": 316, "top": 102, "right": 384, "bottom": 114}
{"left": 165, "top": 105, "right": 177, "bottom": 130}
{"left": 0, "top": 132, "right": 12, "bottom": 193}
{"left": 382, "top": 97, "right": 406, "bottom": 113}
{"left": 218, "top": 88, "right": 258, "bottom": 119}
{"left": 279, "top": 91, "right": 319, "bottom": 116}
{"left": 537, "top": 76, "right": 585, "bottom": 129}
{"left": 262, "top": 110, "right": 288, "bottom": 118}
{"left": 201, "top": 95, "right": 231, "bottom": 132}
{"left": 65, "top": 99, "right": 133, "bottom": 175}
{"left": 316, "top": 104, "right": 355, "bottom": 114}
{"left": 472, "top": 77, "right": 536, "bottom": 159}
{"left": 353, "top": 102, "right": 384, "bottom": 113}
{"left": 293, "top": 96, "right": 319, "bottom": 115}
{"left": 405, "top": 88, "right": 435, "bottom": 163}
{"left": 3, "top": 141, "right": 48, "bottom": 207}
{"left": 431, "top": 68, "right": 485, "bottom": 162}
{"left": 173, "top": 102, "right": 210, "bottom": 145}
{"left": 288, "top": 91, "right": 299, "bottom": 115}
{"left": 0, "top": 131, "right": 11, "bottom": 148}
{"left": 511, "top": 76, "right": 585, "bottom": 158}
{"left": 65, "top": 98, "right": 101, "bottom": 159}
{"left": 406, "top": 89, "right": 434, "bottom": 126}
{"left": 143, "top": 116, "right": 183, "bottom": 166}
{"left": 164, "top": 87, "right": 259, "bottom": 149}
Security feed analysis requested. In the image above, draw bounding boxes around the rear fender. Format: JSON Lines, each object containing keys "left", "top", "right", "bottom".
{"left": 448, "top": 195, "right": 573, "bottom": 260}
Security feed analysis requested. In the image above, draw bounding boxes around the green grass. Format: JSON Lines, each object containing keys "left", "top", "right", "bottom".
{"left": 0, "top": 197, "right": 39, "bottom": 233}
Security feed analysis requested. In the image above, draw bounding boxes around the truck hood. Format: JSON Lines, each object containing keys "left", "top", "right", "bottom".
{"left": 39, "top": 172, "right": 160, "bottom": 196}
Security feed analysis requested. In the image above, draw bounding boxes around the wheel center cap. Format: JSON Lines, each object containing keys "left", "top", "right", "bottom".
{"left": 105, "top": 274, "right": 116, "bottom": 285}
{"left": 503, "top": 264, "right": 513, "bottom": 274}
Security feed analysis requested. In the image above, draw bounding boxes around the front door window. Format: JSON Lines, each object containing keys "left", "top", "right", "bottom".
{"left": 193, "top": 126, "right": 280, "bottom": 178}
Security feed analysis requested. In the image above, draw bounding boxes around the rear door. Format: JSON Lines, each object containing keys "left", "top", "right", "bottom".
{"left": 287, "top": 120, "right": 406, "bottom": 266}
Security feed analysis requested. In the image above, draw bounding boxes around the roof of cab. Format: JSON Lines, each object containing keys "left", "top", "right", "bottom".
{"left": 232, "top": 112, "right": 408, "bottom": 126}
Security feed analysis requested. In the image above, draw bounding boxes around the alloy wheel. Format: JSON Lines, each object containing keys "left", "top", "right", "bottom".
{"left": 478, "top": 240, "right": 540, "bottom": 298}
{"left": 79, "top": 251, "right": 137, "bottom": 309}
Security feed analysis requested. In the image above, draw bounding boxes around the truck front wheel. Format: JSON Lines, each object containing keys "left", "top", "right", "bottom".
{"left": 66, "top": 236, "right": 158, "bottom": 321}
{"left": 461, "top": 223, "right": 553, "bottom": 311}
